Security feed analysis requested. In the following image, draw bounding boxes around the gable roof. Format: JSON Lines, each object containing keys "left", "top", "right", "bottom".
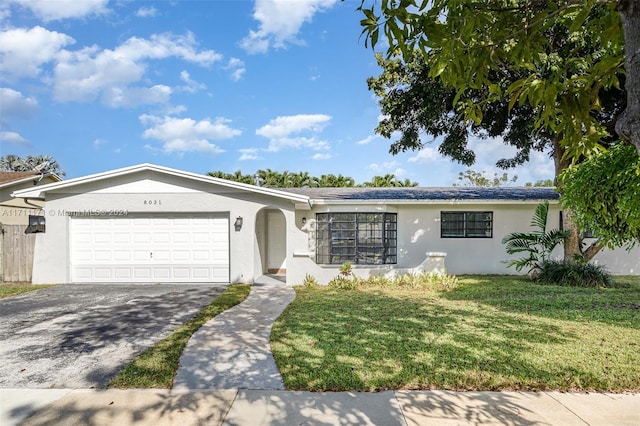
{"left": 281, "top": 186, "right": 559, "bottom": 204}
{"left": 11, "top": 163, "right": 311, "bottom": 204}
{"left": 0, "top": 171, "right": 62, "bottom": 189}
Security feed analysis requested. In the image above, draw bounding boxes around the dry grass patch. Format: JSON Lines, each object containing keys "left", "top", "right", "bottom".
{"left": 0, "top": 283, "right": 56, "bottom": 299}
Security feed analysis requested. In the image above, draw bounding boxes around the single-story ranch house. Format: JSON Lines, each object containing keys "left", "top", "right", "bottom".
{"left": 11, "top": 163, "right": 639, "bottom": 285}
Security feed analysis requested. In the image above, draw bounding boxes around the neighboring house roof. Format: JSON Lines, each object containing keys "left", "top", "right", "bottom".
{"left": 0, "top": 171, "right": 62, "bottom": 189}
{"left": 11, "top": 163, "right": 311, "bottom": 205}
{"left": 281, "top": 187, "right": 560, "bottom": 204}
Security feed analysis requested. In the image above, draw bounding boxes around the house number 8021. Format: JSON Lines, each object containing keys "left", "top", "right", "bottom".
{"left": 144, "top": 200, "right": 162, "bottom": 205}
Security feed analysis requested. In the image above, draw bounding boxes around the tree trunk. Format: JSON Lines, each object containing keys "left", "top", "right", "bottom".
{"left": 561, "top": 208, "right": 583, "bottom": 264}
{"left": 552, "top": 138, "right": 585, "bottom": 264}
{"left": 583, "top": 240, "right": 606, "bottom": 262}
{"left": 616, "top": 0, "right": 640, "bottom": 155}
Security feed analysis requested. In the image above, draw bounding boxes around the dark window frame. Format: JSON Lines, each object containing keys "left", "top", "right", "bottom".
{"left": 441, "top": 211, "right": 493, "bottom": 238}
{"left": 315, "top": 212, "right": 397, "bottom": 265}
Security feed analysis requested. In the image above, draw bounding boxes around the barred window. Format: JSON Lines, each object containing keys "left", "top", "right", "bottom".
{"left": 441, "top": 211, "right": 492, "bottom": 238}
{"left": 316, "top": 213, "right": 397, "bottom": 265}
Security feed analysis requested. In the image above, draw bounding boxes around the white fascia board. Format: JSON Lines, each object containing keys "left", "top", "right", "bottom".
{"left": 12, "top": 163, "right": 311, "bottom": 205}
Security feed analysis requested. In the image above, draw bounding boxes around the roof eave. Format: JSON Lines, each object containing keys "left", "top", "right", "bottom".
{"left": 2, "top": 172, "right": 62, "bottom": 193}
{"left": 11, "top": 163, "right": 310, "bottom": 204}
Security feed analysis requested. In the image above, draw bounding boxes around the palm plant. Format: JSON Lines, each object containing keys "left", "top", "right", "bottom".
{"left": 502, "top": 201, "right": 568, "bottom": 275}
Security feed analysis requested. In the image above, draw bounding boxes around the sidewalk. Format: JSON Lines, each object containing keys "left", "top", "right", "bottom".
{"left": 2, "top": 388, "right": 638, "bottom": 425}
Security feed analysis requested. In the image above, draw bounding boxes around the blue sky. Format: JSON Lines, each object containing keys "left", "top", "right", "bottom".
{"left": 0, "top": 0, "right": 555, "bottom": 186}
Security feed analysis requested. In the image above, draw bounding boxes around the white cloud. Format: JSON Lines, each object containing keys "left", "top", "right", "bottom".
{"left": 6, "top": 0, "right": 108, "bottom": 22}
{"left": 312, "top": 153, "right": 332, "bottom": 160}
{"left": 53, "top": 32, "right": 221, "bottom": 105}
{"left": 267, "top": 136, "right": 329, "bottom": 152}
{"left": 369, "top": 160, "right": 400, "bottom": 172}
{"left": 256, "top": 114, "right": 331, "bottom": 138}
{"left": 230, "top": 68, "right": 246, "bottom": 81}
{"left": 178, "top": 70, "right": 206, "bottom": 93}
{"left": 140, "top": 114, "right": 241, "bottom": 155}
{"left": 0, "top": 26, "right": 75, "bottom": 78}
{"left": 356, "top": 135, "right": 378, "bottom": 145}
{"left": 408, "top": 147, "right": 440, "bottom": 163}
{"left": 136, "top": 6, "right": 158, "bottom": 18}
{"left": 161, "top": 138, "right": 225, "bottom": 155}
{"left": 466, "top": 135, "right": 554, "bottom": 185}
{"left": 0, "top": 88, "right": 38, "bottom": 118}
{"left": 0, "top": 131, "right": 29, "bottom": 145}
{"left": 256, "top": 114, "right": 331, "bottom": 152}
{"left": 239, "top": 148, "right": 260, "bottom": 161}
{"left": 102, "top": 85, "right": 172, "bottom": 108}
{"left": 225, "top": 58, "right": 246, "bottom": 81}
{"left": 240, "top": 0, "right": 338, "bottom": 54}
{"left": 165, "top": 104, "right": 188, "bottom": 115}
{"left": 93, "top": 138, "right": 106, "bottom": 148}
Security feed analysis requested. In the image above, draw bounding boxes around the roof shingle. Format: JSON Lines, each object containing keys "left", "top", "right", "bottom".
{"left": 279, "top": 186, "right": 559, "bottom": 201}
{"left": 0, "top": 171, "right": 39, "bottom": 185}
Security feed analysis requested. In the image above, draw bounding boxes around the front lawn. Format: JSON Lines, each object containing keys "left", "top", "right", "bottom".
{"left": 271, "top": 275, "right": 640, "bottom": 392}
{"left": 0, "top": 283, "right": 56, "bottom": 299}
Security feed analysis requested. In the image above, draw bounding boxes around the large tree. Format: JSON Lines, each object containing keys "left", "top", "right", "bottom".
{"left": 560, "top": 144, "right": 640, "bottom": 253}
{"left": 360, "top": 1, "right": 634, "bottom": 262}
{"left": 358, "top": 0, "right": 638, "bottom": 154}
{"left": 454, "top": 170, "right": 519, "bottom": 187}
{"left": 367, "top": 50, "right": 623, "bottom": 262}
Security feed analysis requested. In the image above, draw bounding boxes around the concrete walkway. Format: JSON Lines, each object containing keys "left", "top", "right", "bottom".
{"left": 3, "top": 388, "right": 638, "bottom": 425}
{"left": 173, "top": 284, "right": 296, "bottom": 390}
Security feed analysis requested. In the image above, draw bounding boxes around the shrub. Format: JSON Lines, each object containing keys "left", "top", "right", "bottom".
{"left": 328, "top": 275, "right": 360, "bottom": 290}
{"left": 537, "top": 260, "right": 613, "bottom": 288}
{"left": 502, "top": 201, "right": 568, "bottom": 276}
{"left": 328, "top": 271, "right": 458, "bottom": 291}
{"left": 339, "top": 262, "right": 353, "bottom": 277}
{"left": 302, "top": 274, "right": 319, "bottom": 288}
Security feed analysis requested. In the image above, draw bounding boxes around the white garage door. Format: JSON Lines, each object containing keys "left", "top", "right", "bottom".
{"left": 70, "top": 214, "right": 229, "bottom": 283}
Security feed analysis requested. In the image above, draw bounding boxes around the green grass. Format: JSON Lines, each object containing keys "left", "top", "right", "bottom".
{"left": 108, "top": 284, "right": 250, "bottom": 389}
{"left": 0, "top": 284, "right": 56, "bottom": 299}
{"left": 271, "top": 275, "right": 640, "bottom": 392}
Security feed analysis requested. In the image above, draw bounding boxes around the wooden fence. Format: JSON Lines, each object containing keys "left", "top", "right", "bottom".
{"left": 1, "top": 224, "right": 36, "bottom": 282}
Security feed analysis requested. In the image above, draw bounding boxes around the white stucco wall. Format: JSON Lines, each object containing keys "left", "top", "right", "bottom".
{"left": 29, "top": 171, "right": 298, "bottom": 284}
{"left": 287, "top": 201, "right": 640, "bottom": 285}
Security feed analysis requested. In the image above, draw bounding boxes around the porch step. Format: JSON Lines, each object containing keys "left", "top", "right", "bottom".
{"left": 254, "top": 274, "right": 286, "bottom": 286}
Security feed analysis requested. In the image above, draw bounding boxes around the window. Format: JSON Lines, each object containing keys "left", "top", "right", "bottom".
{"left": 441, "top": 211, "right": 492, "bottom": 238}
{"left": 316, "top": 213, "right": 397, "bottom": 265}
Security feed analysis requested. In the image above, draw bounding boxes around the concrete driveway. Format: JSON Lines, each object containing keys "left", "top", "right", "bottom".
{"left": 0, "top": 284, "right": 226, "bottom": 389}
